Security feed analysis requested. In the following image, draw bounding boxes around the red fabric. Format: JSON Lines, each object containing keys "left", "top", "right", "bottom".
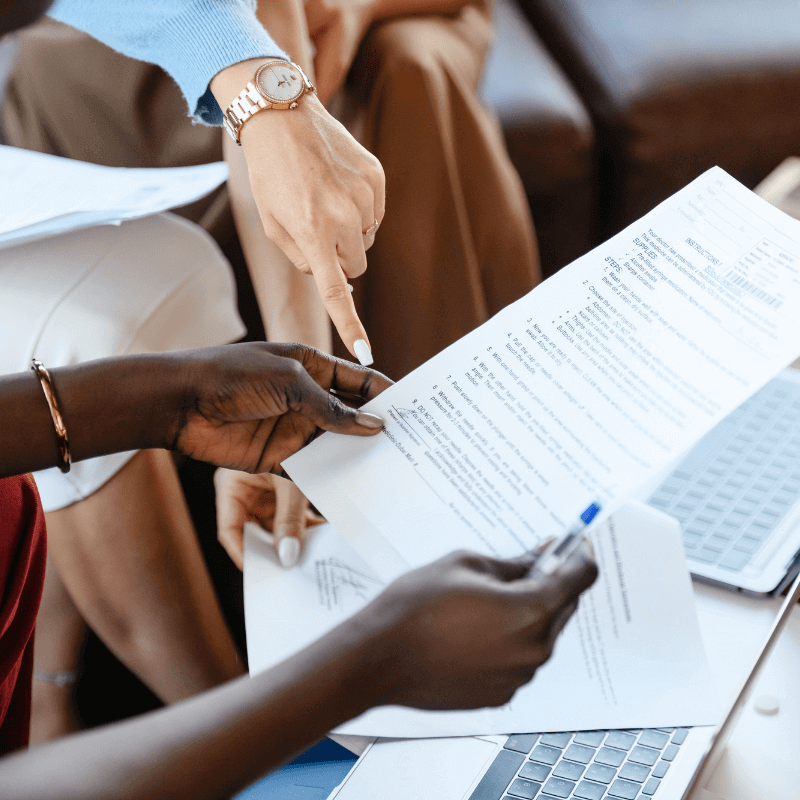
{"left": 0, "top": 474, "right": 46, "bottom": 755}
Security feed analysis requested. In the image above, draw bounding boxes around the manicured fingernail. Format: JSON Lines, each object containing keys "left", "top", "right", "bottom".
{"left": 278, "top": 536, "right": 300, "bottom": 569}
{"left": 354, "top": 339, "right": 373, "bottom": 366}
{"left": 348, "top": 283, "right": 354, "bottom": 293}
{"left": 355, "top": 411, "right": 384, "bottom": 429}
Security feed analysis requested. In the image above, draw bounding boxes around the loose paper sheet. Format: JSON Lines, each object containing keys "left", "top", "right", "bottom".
{"left": 244, "top": 503, "right": 718, "bottom": 736}
{"left": 0, "top": 145, "right": 227, "bottom": 248}
{"left": 285, "top": 168, "right": 800, "bottom": 582}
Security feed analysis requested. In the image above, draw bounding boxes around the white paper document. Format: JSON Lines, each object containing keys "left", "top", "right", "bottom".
{"left": 0, "top": 145, "right": 227, "bottom": 248}
{"left": 244, "top": 504, "right": 718, "bottom": 737}
{"left": 285, "top": 167, "right": 800, "bottom": 582}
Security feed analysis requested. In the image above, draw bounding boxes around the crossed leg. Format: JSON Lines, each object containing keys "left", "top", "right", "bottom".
{"left": 349, "top": 2, "right": 541, "bottom": 379}
{"left": 32, "top": 449, "right": 243, "bottom": 743}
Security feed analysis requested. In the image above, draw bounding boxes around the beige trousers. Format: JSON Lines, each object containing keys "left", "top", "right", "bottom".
{"left": 349, "top": 4, "right": 541, "bottom": 376}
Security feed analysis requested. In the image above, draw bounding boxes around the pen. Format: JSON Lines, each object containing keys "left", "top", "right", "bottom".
{"left": 530, "top": 501, "right": 602, "bottom": 577}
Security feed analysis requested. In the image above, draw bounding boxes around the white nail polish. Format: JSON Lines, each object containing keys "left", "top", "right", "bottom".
{"left": 354, "top": 339, "right": 373, "bottom": 366}
{"left": 278, "top": 536, "right": 300, "bottom": 569}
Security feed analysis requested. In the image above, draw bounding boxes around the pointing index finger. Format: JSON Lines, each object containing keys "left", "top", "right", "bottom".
{"left": 305, "top": 241, "right": 373, "bottom": 364}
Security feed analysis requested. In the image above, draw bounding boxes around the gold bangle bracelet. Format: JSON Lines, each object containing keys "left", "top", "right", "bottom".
{"left": 31, "top": 358, "right": 71, "bottom": 474}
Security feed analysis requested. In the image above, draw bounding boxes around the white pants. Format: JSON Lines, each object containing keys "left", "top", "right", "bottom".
{"left": 0, "top": 213, "right": 245, "bottom": 510}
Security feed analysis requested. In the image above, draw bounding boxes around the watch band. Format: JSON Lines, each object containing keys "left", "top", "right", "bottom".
{"left": 222, "top": 60, "right": 315, "bottom": 145}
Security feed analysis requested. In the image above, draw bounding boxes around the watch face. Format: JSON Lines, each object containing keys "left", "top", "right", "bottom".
{"left": 256, "top": 63, "right": 305, "bottom": 103}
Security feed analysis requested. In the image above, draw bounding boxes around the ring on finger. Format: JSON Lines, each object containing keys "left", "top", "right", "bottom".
{"left": 362, "top": 219, "right": 379, "bottom": 238}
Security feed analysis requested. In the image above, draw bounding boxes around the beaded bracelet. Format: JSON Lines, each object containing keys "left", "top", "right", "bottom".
{"left": 31, "top": 358, "right": 71, "bottom": 473}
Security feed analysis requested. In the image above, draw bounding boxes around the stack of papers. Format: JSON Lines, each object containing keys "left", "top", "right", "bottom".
{"left": 0, "top": 145, "right": 227, "bottom": 248}
{"left": 285, "top": 167, "right": 800, "bottom": 580}
{"left": 245, "top": 166, "right": 800, "bottom": 736}
{"left": 245, "top": 504, "right": 718, "bottom": 737}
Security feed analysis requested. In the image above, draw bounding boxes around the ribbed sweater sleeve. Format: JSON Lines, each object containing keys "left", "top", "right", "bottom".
{"left": 48, "top": 0, "right": 289, "bottom": 125}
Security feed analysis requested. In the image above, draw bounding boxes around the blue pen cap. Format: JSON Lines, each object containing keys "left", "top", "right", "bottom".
{"left": 580, "top": 502, "right": 601, "bottom": 525}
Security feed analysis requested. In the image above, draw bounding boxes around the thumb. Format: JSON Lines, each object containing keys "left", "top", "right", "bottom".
{"left": 273, "top": 478, "right": 311, "bottom": 569}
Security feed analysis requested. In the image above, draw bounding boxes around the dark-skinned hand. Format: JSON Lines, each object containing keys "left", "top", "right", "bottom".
{"left": 358, "top": 540, "right": 598, "bottom": 710}
{"left": 171, "top": 342, "right": 392, "bottom": 473}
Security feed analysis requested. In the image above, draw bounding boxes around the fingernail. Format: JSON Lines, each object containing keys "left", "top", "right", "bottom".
{"left": 354, "top": 339, "right": 373, "bottom": 366}
{"left": 355, "top": 411, "right": 384, "bottom": 429}
{"left": 348, "top": 283, "right": 354, "bottom": 293}
{"left": 278, "top": 536, "right": 300, "bottom": 569}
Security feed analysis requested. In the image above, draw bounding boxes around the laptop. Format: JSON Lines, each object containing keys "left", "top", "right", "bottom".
{"left": 329, "top": 568, "right": 800, "bottom": 800}
{"left": 646, "top": 368, "right": 800, "bottom": 597}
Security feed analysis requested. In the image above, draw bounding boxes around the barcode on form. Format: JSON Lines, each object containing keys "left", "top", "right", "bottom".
{"left": 723, "top": 270, "right": 783, "bottom": 309}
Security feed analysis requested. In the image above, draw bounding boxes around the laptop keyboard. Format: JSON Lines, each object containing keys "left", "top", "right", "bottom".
{"left": 647, "top": 372, "right": 800, "bottom": 572}
{"left": 468, "top": 728, "right": 689, "bottom": 800}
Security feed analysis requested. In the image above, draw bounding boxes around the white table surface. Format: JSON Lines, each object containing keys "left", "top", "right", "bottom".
{"left": 690, "top": 582, "right": 800, "bottom": 799}
{"left": 681, "top": 357, "right": 800, "bottom": 799}
{"left": 331, "top": 579, "right": 800, "bottom": 799}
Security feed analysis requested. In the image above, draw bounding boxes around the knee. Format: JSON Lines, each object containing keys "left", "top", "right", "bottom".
{"left": 359, "top": 10, "right": 488, "bottom": 98}
{"left": 359, "top": 19, "right": 449, "bottom": 101}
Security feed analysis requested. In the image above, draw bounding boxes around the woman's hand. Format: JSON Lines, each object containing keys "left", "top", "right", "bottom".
{"left": 353, "top": 542, "right": 598, "bottom": 710}
{"left": 305, "top": 0, "right": 377, "bottom": 105}
{"left": 211, "top": 61, "right": 385, "bottom": 363}
{"left": 306, "top": 0, "right": 474, "bottom": 105}
{"left": 215, "top": 469, "right": 323, "bottom": 569}
{"left": 171, "top": 342, "right": 392, "bottom": 473}
{"left": 0, "top": 343, "right": 387, "bottom": 479}
{"left": 0, "top": 540, "right": 596, "bottom": 800}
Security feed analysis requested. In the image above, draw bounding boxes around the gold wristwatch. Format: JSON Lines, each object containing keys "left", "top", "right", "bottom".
{"left": 222, "top": 60, "right": 316, "bottom": 145}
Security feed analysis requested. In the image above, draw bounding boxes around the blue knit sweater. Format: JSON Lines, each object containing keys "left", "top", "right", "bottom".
{"left": 49, "top": 0, "right": 288, "bottom": 125}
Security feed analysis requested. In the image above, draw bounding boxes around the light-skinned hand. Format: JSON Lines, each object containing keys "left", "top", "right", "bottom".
{"left": 211, "top": 62, "right": 385, "bottom": 364}
{"left": 305, "top": 0, "right": 472, "bottom": 105}
{"left": 215, "top": 469, "right": 323, "bottom": 569}
{"left": 305, "top": 0, "right": 376, "bottom": 105}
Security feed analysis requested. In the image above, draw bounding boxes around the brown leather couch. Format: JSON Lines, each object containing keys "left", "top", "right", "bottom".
{"left": 481, "top": 0, "right": 596, "bottom": 276}
{"left": 519, "top": 0, "right": 800, "bottom": 237}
